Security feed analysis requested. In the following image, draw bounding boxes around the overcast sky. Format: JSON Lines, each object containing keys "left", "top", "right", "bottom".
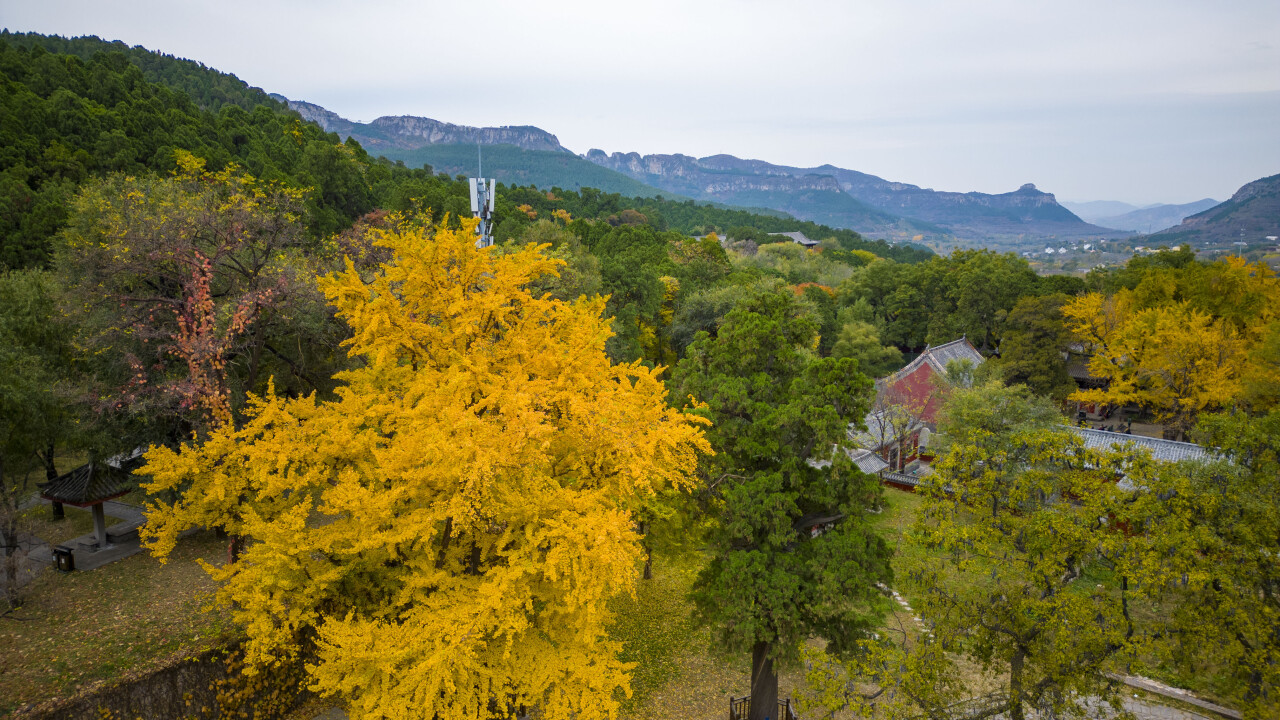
{"left": 6, "top": 0, "right": 1279, "bottom": 205}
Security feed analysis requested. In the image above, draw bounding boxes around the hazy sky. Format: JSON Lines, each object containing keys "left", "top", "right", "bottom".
{"left": 6, "top": 0, "right": 1279, "bottom": 205}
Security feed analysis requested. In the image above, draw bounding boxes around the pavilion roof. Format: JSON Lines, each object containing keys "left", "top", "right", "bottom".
{"left": 39, "top": 448, "right": 144, "bottom": 507}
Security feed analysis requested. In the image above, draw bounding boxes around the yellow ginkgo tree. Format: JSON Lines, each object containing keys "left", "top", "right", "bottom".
{"left": 1064, "top": 292, "right": 1246, "bottom": 440}
{"left": 139, "top": 217, "right": 710, "bottom": 720}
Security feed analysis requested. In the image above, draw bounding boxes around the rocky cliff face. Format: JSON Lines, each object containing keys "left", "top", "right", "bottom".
{"left": 271, "top": 95, "right": 354, "bottom": 135}
{"left": 585, "top": 150, "right": 842, "bottom": 196}
{"left": 274, "top": 96, "right": 570, "bottom": 153}
{"left": 584, "top": 150, "right": 1118, "bottom": 241}
{"left": 367, "top": 116, "right": 569, "bottom": 152}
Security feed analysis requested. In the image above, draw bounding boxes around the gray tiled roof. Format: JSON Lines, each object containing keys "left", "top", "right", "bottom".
{"left": 921, "top": 338, "right": 985, "bottom": 374}
{"left": 848, "top": 448, "right": 891, "bottom": 474}
{"left": 39, "top": 463, "right": 133, "bottom": 506}
{"left": 807, "top": 446, "right": 891, "bottom": 475}
{"left": 768, "top": 231, "right": 819, "bottom": 246}
{"left": 878, "top": 338, "right": 985, "bottom": 388}
{"left": 1067, "top": 426, "right": 1209, "bottom": 463}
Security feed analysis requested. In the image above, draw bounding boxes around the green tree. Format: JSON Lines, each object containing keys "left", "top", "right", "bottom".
{"left": 1175, "top": 411, "right": 1280, "bottom": 716}
{"left": 933, "top": 377, "right": 1063, "bottom": 453}
{"left": 509, "top": 219, "right": 601, "bottom": 302}
{"left": 672, "top": 288, "right": 891, "bottom": 720}
{"left": 936, "top": 250, "right": 1038, "bottom": 352}
{"left": 805, "top": 423, "right": 1201, "bottom": 720}
{"left": 0, "top": 269, "right": 76, "bottom": 606}
{"left": 668, "top": 280, "right": 776, "bottom": 357}
{"left": 996, "top": 293, "right": 1076, "bottom": 401}
{"left": 829, "top": 318, "right": 903, "bottom": 377}
{"left": 585, "top": 225, "right": 672, "bottom": 362}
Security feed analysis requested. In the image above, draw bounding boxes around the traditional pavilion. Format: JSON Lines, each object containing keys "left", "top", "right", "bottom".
{"left": 39, "top": 449, "right": 142, "bottom": 549}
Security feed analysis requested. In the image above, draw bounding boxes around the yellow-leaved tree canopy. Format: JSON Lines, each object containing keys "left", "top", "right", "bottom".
{"left": 139, "top": 216, "right": 710, "bottom": 720}
{"left": 1063, "top": 256, "right": 1280, "bottom": 440}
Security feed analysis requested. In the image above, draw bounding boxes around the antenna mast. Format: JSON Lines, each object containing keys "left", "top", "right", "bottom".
{"left": 468, "top": 144, "right": 495, "bottom": 248}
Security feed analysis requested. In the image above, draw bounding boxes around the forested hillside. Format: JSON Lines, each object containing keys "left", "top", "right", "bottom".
{"left": 2, "top": 30, "right": 284, "bottom": 112}
{"left": 0, "top": 34, "right": 383, "bottom": 267}
{"left": 1149, "top": 173, "right": 1280, "bottom": 245}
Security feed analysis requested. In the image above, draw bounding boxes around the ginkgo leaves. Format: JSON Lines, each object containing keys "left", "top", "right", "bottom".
{"left": 141, "top": 217, "right": 709, "bottom": 720}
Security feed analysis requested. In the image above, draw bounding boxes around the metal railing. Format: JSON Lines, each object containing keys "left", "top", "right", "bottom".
{"left": 729, "top": 696, "right": 798, "bottom": 720}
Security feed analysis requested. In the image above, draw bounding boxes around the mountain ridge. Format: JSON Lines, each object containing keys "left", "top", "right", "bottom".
{"left": 584, "top": 149, "right": 1120, "bottom": 244}
{"left": 1092, "top": 199, "right": 1221, "bottom": 234}
{"left": 271, "top": 94, "right": 572, "bottom": 153}
{"left": 270, "top": 94, "right": 1118, "bottom": 246}
{"left": 581, "top": 150, "right": 936, "bottom": 239}
{"left": 1149, "top": 174, "right": 1280, "bottom": 245}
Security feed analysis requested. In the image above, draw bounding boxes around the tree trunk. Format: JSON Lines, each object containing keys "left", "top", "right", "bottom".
{"left": 436, "top": 517, "right": 453, "bottom": 569}
{"left": 749, "top": 641, "right": 778, "bottom": 720}
{"left": 245, "top": 322, "right": 266, "bottom": 395}
{"left": 1009, "top": 646, "right": 1025, "bottom": 720}
{"left": 2, "top": 539, "right": 18, "bottom": 609}
{"left": 227, "top": 535, "right": 246, "bottom": 564}
{"left": 41, "top": 443, "right": 58, "bottom": 481}
{"left": 0, "top": 462, "right": 20, "bottom": 608}
{"left": 639, "top": 520, "right": 652, "bottom": 580}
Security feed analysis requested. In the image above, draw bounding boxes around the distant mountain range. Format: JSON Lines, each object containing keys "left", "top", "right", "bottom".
{"left": 1061, "top": 200, "right": 1144, "bottom": 222}
{"left": 275, "top": 96, "right": 1128, "bottom": 246}
{"left": 1149, "top": 174, "right": 1280, "bottom": 246}
{"left": 584, "top": 151, "right": 1121, "bottom": 244}
{"left": 1093, "top": 199, "right": 1221, "bottom": 234}
{"left": 1061, "top": 198, "right": 1221, "bottom": 233}
{"left": 581, "top": 150, "right": 939, "bottom": 239}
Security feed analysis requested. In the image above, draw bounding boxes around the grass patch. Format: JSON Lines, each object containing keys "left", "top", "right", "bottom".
{"left": 0, "top": 530, "right": 237, "bottom": 717}
{"left": 608, "top": 559, "right": 700, "bottom": 713}
{"left": 18, "top": 505, "right": 124, "bottom": 546}
{"left": 608, "top": 555, "right": 856, "bottom": 720}
{"left": 870, "top": 488, "right": 939, "bottom": 609}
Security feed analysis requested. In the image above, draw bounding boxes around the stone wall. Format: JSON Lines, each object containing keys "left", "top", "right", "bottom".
{"left": 21, "top": 642, "right": 310, "bottom": 720}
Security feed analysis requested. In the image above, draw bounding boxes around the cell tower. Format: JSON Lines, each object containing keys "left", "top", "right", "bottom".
{"left": 468, "top": 144, "right": 495, "bottom": 248}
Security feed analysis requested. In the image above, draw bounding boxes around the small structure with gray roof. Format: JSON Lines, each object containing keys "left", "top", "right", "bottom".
{"left": 807, "top": 446, "right": 891, "bottom": 475}
{"left": 39, "top": 448, "right": 143, "bottom": 550}
{"left": 768, "top": 231, "right": 819, "bottom": 247}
